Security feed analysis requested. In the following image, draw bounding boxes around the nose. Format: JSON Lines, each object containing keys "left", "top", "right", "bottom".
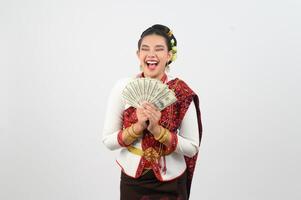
{"left": 147, "top": 49, "right": 156, "bottom": 57}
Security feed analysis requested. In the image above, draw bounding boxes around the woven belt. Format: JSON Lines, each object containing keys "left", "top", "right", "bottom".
{"left": 127, "top": 146, "right": 169, "bottom": 163}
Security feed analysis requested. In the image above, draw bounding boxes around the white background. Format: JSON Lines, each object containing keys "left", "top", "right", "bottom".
{"left": 1, "top": 0, "right": 300, "bottom": 199}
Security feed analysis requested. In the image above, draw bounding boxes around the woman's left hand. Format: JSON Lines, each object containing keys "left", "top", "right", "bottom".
{"left": 142, "top": 102, "right": 161, "bottom": 136}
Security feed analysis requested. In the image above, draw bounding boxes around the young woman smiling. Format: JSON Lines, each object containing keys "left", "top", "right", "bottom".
{"left": 102, "top": 24, "right": 203, "bottom": 200}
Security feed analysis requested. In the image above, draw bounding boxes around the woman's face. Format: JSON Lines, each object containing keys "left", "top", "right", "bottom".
{"left": 137, "top": 34, "right": 172, "bottom": 80}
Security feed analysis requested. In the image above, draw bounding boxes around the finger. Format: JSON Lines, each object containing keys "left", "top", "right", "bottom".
{"left": 136, "top": 107, "right": 144, "bottom": 114}
{"left": 145, "top": 107, "right": 160, "bottom": 117}
{"left": 144, "top": 110, "right": 157, "bottom": 121}
{"left": 152, "top": 109, "right": 161, "bottom": 117}
{"left": 147, "top": 116, "right": 156, "bottom": 126}
{"left": 150, "top": 111, "right": 161, "bottom": 121}
{"left": 144, "top": 103, "right": 158, "bottom": 112}
{"left": 138, "top": 108, "right": 148, "bottom": 115}
{"left": 145, "top": 111, "right": 160, "bottom": 124}
{"left": 148, "top": 103, "right": 158, "bottom": 111}
{"left": 145, "top": 106, "right": 160, "bottom": 116}
{"left": 143, "top": 109, "right": 152, "bottom": 118}
{"left": 141, "top": 111, "right": 149, "bottom": 118}
{"left": 142, "top": 101, "right": 151, "bottom": 106}
{"left": 141, "top": 101, "right": 151, "bottom": 108}
{"left": 142, "top": 117, "right": 148, "bottom": 122}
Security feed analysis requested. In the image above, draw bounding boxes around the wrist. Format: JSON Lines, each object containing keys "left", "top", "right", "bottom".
{"left": 133, "top": 122, "right": 145, "bottom": 134}
{"left": 153, "top": 127, "right": 170, "bottom": 145}
{"left": 150, "top": 125, "right": 161, "bottom": 137}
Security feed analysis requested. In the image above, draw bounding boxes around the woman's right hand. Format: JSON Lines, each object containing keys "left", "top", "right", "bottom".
{"left": 135, "top": 106, "right": 148, "bottom": 132}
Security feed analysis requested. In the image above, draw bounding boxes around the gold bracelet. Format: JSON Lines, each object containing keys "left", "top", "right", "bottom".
{"left": 159, "top": 129, "right": 170, "bottom": 143}
{"left": 127, "top": 125, "right": 141, "bottom": 139}
{"left": 125, "top": 127, "right": 137, "bottom": 140}
{"left": 154, "top": 126, "right": 165, "bottom": 141}
{"left": 130, "top": 124, "right": 141, "bottom": 137}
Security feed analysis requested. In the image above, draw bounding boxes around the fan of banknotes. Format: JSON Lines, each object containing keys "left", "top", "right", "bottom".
{"left": 122, "top": 78, "right": 177, "bottom": 111}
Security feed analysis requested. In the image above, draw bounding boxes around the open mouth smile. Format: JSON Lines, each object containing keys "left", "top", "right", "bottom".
{"left": 146, "top": 60, "right": 159, "bottom": 70}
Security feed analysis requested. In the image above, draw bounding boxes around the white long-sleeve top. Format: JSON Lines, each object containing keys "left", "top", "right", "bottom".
{"left": 102, "top": 75, "right": 199, "bottom": 181}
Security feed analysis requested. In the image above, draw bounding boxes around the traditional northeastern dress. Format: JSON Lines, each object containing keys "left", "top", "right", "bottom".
{"left": 102, "top": 73, "right": 203, "bottom": 200}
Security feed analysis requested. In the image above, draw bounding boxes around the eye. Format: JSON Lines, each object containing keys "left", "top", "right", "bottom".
{"left": 155, "top": 48, "right": 165, "bottom": 51}
{"left": 141, "top": 48, "right": 149, "bottom": 51}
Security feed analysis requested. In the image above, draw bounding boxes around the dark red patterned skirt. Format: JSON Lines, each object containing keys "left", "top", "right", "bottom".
{"left": 120, "top": 170, "right": 188, "bottom": 200}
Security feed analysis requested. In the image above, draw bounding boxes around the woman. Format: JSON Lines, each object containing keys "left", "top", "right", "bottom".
{"left": 102, "top": 24, "right": 202, "bottom": 200}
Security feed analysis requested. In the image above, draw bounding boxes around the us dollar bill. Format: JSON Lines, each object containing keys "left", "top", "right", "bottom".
{"left": 122, "top": 77, "right": 177, "bottom": 110}
{"left": 153, "top": 90, "right": 177, "bottom": 110}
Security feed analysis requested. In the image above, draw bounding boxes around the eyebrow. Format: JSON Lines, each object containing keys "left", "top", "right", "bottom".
{"left": 155, "top": 45, "right": 165, "bottom": 48}
{"left": 141, "top": 44, "right": 166, "bottom": 48}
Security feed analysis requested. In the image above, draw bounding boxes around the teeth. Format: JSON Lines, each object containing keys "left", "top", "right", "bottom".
{"left": 146, "top": 61, "right": 158, "bottom": 64}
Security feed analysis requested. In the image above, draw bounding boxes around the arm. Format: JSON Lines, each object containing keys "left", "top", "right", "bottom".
{"left": 175, "top": 100, "right": 200, "bottom": 157}
{"left": 102, "top": 79, "right": 128, "bottom": 151}
{"left": 144, "top": 100, "right": 200, "bottom": 157}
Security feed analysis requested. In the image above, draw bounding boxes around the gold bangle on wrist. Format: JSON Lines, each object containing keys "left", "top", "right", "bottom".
{"left": 159, "top": 129, "right": 170, "bottom": 143}
{"left": 154, "top": 126, "right": 165, "bottom": 141}
{"left": 126, "top": 124, "right": 141, "bottom": 139}
{"left": 130, "top": 124, "right": 141, "bottom": 137}
{"left": 125, "top": 127, "right": 137, "bottom": 140}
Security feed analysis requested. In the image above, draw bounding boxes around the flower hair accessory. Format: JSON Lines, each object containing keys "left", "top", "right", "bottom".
{"left": 167, "top": 30, "right": 173, "bottom": 37}
{"left": 170, "top": 39, "right": 177, "bottom": 62}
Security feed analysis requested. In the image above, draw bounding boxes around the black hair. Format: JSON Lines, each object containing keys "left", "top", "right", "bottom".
{"left": 138, "top": 24, "right": 177, "bottom": 65}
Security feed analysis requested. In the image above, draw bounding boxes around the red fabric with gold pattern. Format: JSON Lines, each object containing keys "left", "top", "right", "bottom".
{"left": 170, "top": 78, "right": 203, "bottom": 198}
{"left": 122, "top": 77, "right": 202, "bottom": 197}
{"left": 117, "top": 131, "right": 130, "bottom": 147}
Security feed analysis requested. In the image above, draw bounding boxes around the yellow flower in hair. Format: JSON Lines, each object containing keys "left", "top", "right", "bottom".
{"left": 170, "top": 39, "right": 175, "bottom": 45}
{"left": 169, "top": 39, "right": 177, "bottom": 62}
{"left": 171, "top": 53, "right": 177, "bottom": 61}
{"left": 167, "top": 30, "right": 173, "bottom": 37}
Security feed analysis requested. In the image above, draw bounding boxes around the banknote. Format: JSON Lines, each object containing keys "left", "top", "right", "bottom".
{"left": 122, "top": 77, "right": 177, "bottom": 110}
